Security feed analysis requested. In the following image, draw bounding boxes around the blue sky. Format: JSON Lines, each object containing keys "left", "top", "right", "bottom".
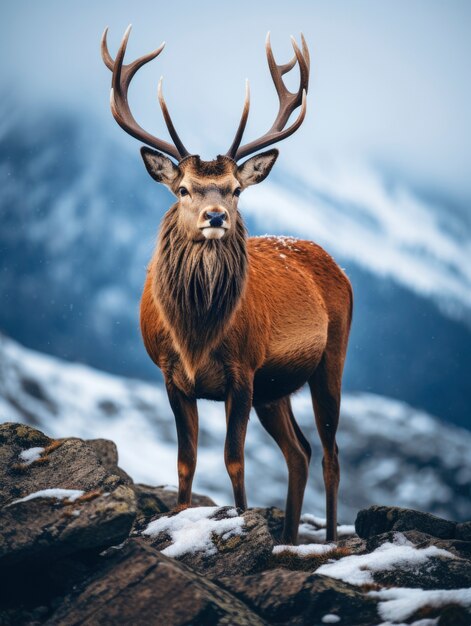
{"left": 2, "top": 0, "right": 471, "bottom": 208}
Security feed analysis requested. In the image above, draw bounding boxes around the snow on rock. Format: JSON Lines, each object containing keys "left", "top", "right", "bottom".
{"left": 9, "top": 488, "right": 85, "bottom": 506}
{"left": 370, "top": 587, "right": 471, "bottom": 623}
{"left": 298, "top": 512, "right": 356, "bottom": 543}
{"left": 273, "top": 543, "right": 337, "bottom": 557}
{"left": 321, "top": 615, "right": 341, "bottom": 624}
{"left": 18, "top": 446, "right": 44, "bottom": 465}
{"left": 316, "top": 533, "right": 455, "bottom": 586}
{"left": 378, "top": 617, "right": 438, "bottom": 626}
{"left": 142, "top": 506, "right": 244, "bottom": 558}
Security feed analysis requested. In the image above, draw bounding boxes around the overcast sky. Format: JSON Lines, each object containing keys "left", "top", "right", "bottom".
{"left": 2, "top": 0, "right": 471, "bottom": 208}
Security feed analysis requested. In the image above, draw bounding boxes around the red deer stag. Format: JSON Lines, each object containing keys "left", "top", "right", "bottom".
{"left": 102, "top": 26, "right": 352, "bottom": 543}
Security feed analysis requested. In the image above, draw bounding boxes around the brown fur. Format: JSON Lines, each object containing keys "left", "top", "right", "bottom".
{"left": 103, "top": 27, "right": 349, "bottom": 544}
{"left": 140, "top": 156, "right": 353, "bottom": 545}
{"left": 152, "top": 204, "right": 247, "bottom": 372}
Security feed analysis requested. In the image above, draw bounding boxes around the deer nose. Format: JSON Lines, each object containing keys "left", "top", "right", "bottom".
{"left": 205, "top": 210, "right": 227, "bottom": 228}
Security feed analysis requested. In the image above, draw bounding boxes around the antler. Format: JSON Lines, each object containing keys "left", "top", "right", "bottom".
{"left": 227, "top": 33, "right": 310, "bottom": 161}
{"left": 101, "top": 25, "right": 189, "bottom": 161}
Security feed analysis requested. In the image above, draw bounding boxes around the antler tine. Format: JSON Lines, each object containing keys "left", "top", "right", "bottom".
{"left": 279, "top": 54, "right": 298, "bottom": 76}
{"left": 265, "top": 32, "right": 288, "bottom": 97}
{"left": 301, "top": 33, "right": 310, "bottom": 74}
{"left": 231, "top": 33, "right": 310, "bottom": 161}
{"left": 226, "top": 79, "right": 250, "bottom": 160}
{"left": 101, "top": 27, "right": 114, "bottom": 71}
{"left": 158, "top": 78, "right": 190, "bottom": 158}
{"left": 290, "top": 36, "right": 309, "bottom": 101}
{"left": 101, "top": 25, "right": 188, "bottom": 162}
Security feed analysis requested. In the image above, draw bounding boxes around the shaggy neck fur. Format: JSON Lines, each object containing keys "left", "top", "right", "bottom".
{"left": 153, "top": 205, "right": 248, "bottom": 371}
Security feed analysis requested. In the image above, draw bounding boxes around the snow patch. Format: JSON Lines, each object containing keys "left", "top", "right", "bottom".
{"left": 370, "top": 587, "right": 471, "bottom": 622}
{"left": 316, "top": 533, "right": 455, "bottom": 586}
{"left": 322, "top": 615, "right": 341, "bottom": 624}
{"left": 18, "top": 446, "right": 44, "bottom": 465}
{"left": 9, "top": 488, "right": 85, "bottom": 506}
{"left": 273, "top": 543, "right": 337, "bottom": 557}
{"left": 298, "top": 513, "right": 355, "bottom": 543}
{"left": 142, "top": 506, "right": 244, "bottom": 558}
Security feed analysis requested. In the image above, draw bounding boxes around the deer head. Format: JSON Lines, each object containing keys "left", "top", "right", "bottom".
{"left": 101, "top": 26, "right": 310, "bottom": 243}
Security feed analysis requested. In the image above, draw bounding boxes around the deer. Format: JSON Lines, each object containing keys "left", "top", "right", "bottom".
{"left": 101, "top": 25, "right": 353, "bottom": 544}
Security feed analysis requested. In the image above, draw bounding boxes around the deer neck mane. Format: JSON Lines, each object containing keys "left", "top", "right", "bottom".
{"left": 152, "top": 205, "right": 248, "bottom": 370}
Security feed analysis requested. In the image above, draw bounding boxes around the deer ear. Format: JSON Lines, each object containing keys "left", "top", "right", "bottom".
{"left": 140, "top": 147, "right": 179, "bottom": 186}
{"left": 237, "top": 149, "right": 279, "bottom": 187}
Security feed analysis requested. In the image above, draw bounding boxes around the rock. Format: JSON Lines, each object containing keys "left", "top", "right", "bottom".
{"left": 373, "top": 551, "right": 471, "bottom": 590}
{"left": 0, "top": 423, "right": 124, "bottom": 506}
{"left": 337, "top": 535, "right": 368, "bottom": 555}
{"left": 251, "top": 506, "right": 285, "bottom": 542}
{"left": 355, "top": 505, "right": 457, "bottom": 539}
{"left": 0, "top": 423, "right": 137, "bottom": 568}
{"left": 218, "top": 570, "right": 378, "bottom": 625}
{"left": 142, "top": 506, "right": 273, "bottom": 578}
{"left": 367, "top": 530, "right": 471, "bottom": 560}
{"left": 456, "top": 521, "right": 471, "bottom": 541}
{"left": 46, "top": 539, "right": 266, "bottom": 626}
{"left": 1, "top": 484, "right": 136, "bottom": 569}
{"left": 86, "top": 438, "right": 133, "bottom": 484}
{"left": 131, "top": 483, "right": 217, "bottom": 533}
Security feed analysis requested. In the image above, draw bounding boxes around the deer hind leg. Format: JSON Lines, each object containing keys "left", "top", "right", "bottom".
{"left": 255, "top": 396, "right": 311, "bottom": 544}
{"left": 165, "top": 382, "right": 198, "bottom": 509}
{"left": 309, "top": 354, "right": 343, "bottom": 542}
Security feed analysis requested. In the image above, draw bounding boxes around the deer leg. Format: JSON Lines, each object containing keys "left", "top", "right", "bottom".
{"left": 224, "top": 380, "right": 253, "bottom": 510}
{"left": 165, "top": 382, "right": 198, "bottom": 509}
{"left": 255, "top": 397, "right": 310, "bottom": 544}
{"left": 309, "top": 356, "right": 342, "bottom": 542}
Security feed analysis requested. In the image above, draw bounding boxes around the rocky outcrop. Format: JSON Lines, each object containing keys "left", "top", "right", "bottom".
{"left": 356, "top": 504, "right": 458, "bottom": 539}
{"left": 46, "top": 540, "right": 266, "bottom": 626}
{"left": 1, "top": 422, "right": 470, "bottom": 626}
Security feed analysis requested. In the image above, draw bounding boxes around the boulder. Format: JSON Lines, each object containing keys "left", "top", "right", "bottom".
{"left": 0, "top": 423, "right": 136, "bottom": 568}
{"left": 355, "top": 505, "right": 457, "bottom": 539}
{"left": 46, "top": 539, "right": 267, "bottom": 626}
{"left": 456, "top": 521, "right": 471, "bottom": 542}
{"left": 141, "top": 506, "right": 273, "bottom": 577}
{"left": 218, "top": 569, "right": 378, "bottom": 625}
{"left": 0, "top": 423, "right": 124, "bottom": 505}
{"left": 86, "top": 438, "right": 133, "bottom": 484}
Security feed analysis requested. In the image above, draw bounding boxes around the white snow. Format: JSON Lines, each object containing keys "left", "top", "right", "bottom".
{"left": 378, "top": 617, "right": 439, "bottom": 626}
{"left": 273, "top": 543, "right": 337, "bottom": 557}
{"left": 316, "top": 533, "right": 455, "bottom": 586}
{"left": 322, "top": 615, "right": 341, "bottom": 624}
{"left": 370, "top": 587, "right": 471, "bottom": 622}
{"left": 9, "top": 488, "right": 85, "bottom": 506}
{"left": 142, "top": 506, "right": 244, "bottom": 558}
{"left": 18, "top": 446, "right": 44, "bottom": 465}
{"left": 298, "top": 513, "right": 355, "bottom": 543}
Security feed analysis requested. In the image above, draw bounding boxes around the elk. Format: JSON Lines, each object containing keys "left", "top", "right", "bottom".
{"left": 101, "top": 25, "right": 352, "bottom": 544}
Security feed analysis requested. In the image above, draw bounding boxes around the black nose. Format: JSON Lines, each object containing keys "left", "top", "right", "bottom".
{"left": 206, "top": 211, "right": 226, "bottom": 228}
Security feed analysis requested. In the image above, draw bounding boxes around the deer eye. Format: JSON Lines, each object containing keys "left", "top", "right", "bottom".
{"left": 233, "top": 187, "right": 242, "bottom": 197}
{"left": 178, "top": 187, "right": 189, "bottom": 197}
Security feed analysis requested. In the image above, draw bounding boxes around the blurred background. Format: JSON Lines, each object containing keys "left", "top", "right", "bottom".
{"left": 1, "top": 0, "right": 470, "bottom": 522}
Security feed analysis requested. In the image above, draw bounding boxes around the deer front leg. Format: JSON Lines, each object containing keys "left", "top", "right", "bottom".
{"left": 166, "top": 382, "right": 198, "bottom": 509}
{"left": 224, "top": 378, "right": 253, "bottom": 510}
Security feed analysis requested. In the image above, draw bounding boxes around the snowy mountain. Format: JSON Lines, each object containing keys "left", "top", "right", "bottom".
{"left": 1, "top": 104, "right": 470, "bottom": 428}
{"left": 1, "top": 333, "right": 469, "bottom": 523}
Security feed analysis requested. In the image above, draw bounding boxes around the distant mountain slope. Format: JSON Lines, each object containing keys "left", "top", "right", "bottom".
{"left": 1, "top": 334, "right": 469, "bottom": 522}
{"left": 1, "top": 104, "right": 470, "bottom": 427}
